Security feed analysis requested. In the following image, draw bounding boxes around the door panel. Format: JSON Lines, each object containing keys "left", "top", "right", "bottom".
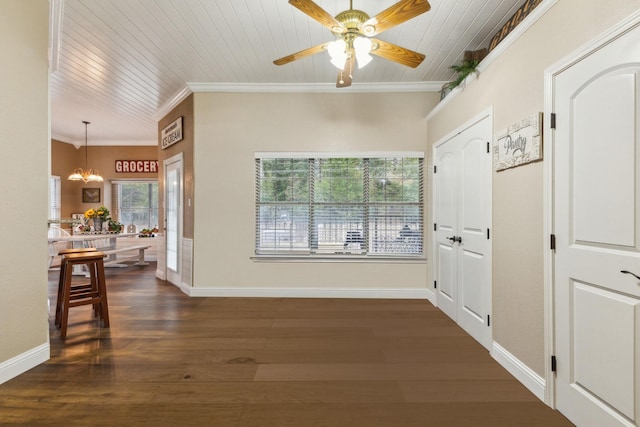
{"left": 573, "top": 282, "right": 638, "bottom": 420}
{"left": 437, "top": 243, "right": 456, "bottom": 301}
{"left": 435, "top": 147, "right": 458, "bottom": 320}
{"left": 554, "top": 22, "right": 640, "bottom": 427}
{"left": 457, "top": 123, "right": 492, "bottom": 349}
{"left": 460, "top": 249, "right": 484, "bottom": 319}
{"left": 573, "top": 71, "right": 637, "bottom": 247}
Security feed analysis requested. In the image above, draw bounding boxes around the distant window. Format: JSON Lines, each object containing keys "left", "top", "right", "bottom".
{"left": 113, "top": 181, "right": 158, "bottom": 230}
{"left": 255, "top": 153, "right": 424, "bottom": 257}
{"left": 49, "top": 176, "right": 61, "bottom": 219}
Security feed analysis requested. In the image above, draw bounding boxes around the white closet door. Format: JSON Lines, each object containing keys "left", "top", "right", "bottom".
{"left": 553, "top": 23, "right": 640, "bottom": 427}
{"left": 434, "top": 114, "right": 492, "bottom": 349}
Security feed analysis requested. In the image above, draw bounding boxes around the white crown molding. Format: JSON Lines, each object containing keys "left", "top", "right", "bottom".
{"left": 426, "top": 0, "right": 559, "bottom": 121}
{"left": 155, "top": 80, "right": 446, "bottom": 123}
{"left": 187, "top": 81, "right": 446, "bottom": 94}
{"left": 153, "top": 85, "right": 193, "bottom": 122}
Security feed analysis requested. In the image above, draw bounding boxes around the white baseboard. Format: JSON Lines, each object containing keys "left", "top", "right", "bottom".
{"left": 0, "top": 343, "right": 49, "bottom": 385}
{"left": 492, "top": 341, "right": 545, "bottom": 401}
{"left": 185, "top": 286, "right": 434, "bottom": 300}
{"left": 155, "top": 269, "right": 165, "bottom": 280}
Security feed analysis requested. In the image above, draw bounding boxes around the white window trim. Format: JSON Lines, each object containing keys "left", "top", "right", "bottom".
{"left": 254, "top": 152, "right": 426, "bottom": 262}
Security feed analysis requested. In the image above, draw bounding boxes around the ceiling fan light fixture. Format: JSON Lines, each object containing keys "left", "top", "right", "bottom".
{"left": 328, "top": 39, "right": 348, "bottom": 70}
{"left": 328, "top": 39, "right": 346, "bottom": 57}
{"left": 353, "top": 36, "right": 373, "bottom": 68}
{"left": 330, "top": 55, "right": 348, "bottom": 70}
{"left": 353, "top": 36, "right": 372, "bottom": 54}
{"left": 356, "top": 52, "right": 372, "bottom": 68}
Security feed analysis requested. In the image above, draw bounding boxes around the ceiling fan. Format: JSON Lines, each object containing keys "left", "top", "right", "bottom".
{"left": 273, "top": 0, "right": 430, "bottom": 88}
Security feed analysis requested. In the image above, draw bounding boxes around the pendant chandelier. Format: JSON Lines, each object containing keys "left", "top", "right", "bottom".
{"left": 68, "top": 120, "right": 103, "bottom": 183}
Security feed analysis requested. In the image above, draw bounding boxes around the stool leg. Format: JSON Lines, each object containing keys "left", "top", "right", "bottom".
{"left": 87, "top": 261, "right": 100, "bottom": 318}
{"left": 95, "top": 260, "right": 109, "bottom": 328}
{"left": 59, "top": 262, "right": 73, "bottom": 339}
{"left": 55, "top": 258, "right": 67, "bottom": 327}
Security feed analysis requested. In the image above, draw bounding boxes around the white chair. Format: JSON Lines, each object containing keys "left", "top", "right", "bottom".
{"left": 48, "top": 225, "right": 72, "bottom": 268}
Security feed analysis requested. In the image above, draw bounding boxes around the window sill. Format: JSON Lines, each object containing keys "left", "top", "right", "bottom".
{"left": 251, "top": 254, "right": 427, "bottom": 263}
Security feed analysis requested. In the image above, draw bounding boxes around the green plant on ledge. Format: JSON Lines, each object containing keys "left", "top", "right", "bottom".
{"left": 448, "top": 59, "right": 480, "bottom": 89}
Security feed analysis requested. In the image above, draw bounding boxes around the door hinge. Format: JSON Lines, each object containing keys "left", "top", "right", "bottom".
{"left": 551, "top": 355, "right": 557, "bottom": 372}
{"left": 434, "top": 280, "right": 437, "bottom": 289}
{"left": 434, "top": 165, "right": 437, "bottom": 173}
{"left": 487, "top": 314, "right": 491, "bottom": 326}
{"left": 550, "top": 234, "right": 556, "bottom": 251}
{"left": 487, "top": 228, "right": 490, "bottom": 240}
{"left": 550, "top": 113, "right": 556, "bottom": 129}
{"left": 434, "top": 223, "right": 437, "bottom": 231}
{"left": 487, "top": 141, "right": 490, "bottom": 153}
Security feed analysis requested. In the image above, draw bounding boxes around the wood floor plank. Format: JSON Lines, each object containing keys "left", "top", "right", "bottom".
{"left": 0, "top": 380, "right": 405, "bottom": 404}
{"left": 238, "top": 402, "right": 574, "bottom": 427}
{"left": 254, "top": 362, "right": 514, "bottom": 382}
{"left": 400, "top": 380, "right": 541, "bottom": 402}
{"left": 0, "top": 263, "right": 574, "bottom": 426}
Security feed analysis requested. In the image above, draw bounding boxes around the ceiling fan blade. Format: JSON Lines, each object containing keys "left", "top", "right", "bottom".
{"left": 336, "top": 53, "right": 355, "bottom": 88}
{"left": 361, "top": 0, "right": 430, "bottom": 37}
{"left": 273, "top": 42, "right": 328, "bottom": 66}
{"left": 289, "top": 0, "right": 346, "bottom": 33}
{"left": 370, "top": 38, "right": 425, "bottom": 68}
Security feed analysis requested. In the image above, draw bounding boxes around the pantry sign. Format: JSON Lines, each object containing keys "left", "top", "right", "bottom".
{"left": 494, "top": 112, "right": 543, "bottom": 171}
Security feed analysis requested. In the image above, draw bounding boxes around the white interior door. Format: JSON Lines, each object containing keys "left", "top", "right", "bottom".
{"left": 434, "top": 114, "right": 493, "bottom": 349}
{"left": 164, "top": 153, "right": 183, "bottom": 287}
{"left": 553, "top": 23, "right": 640, "bottom": 427}
{"left": 434, "top": 140, "right": 458, "bottom": 321}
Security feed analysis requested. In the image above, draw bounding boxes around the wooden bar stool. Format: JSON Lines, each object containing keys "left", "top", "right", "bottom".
{"left": 57, "top": 251, "right": 109, "bottom": 339}
{"left": 55, "top": 248, "right": 99, "bottom": 327}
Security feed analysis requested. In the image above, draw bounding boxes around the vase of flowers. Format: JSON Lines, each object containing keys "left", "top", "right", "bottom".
{"left": 84, "top": 206, "right": 111, "bottom": 233}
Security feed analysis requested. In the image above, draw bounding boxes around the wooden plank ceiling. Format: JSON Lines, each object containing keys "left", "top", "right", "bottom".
{"left": 50, "top": 0, "right": 525, "bottom": 145}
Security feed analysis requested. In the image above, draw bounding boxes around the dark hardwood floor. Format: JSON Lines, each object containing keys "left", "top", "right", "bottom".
{"left": 0, "top": 263, "right": 574, "bottom": 426}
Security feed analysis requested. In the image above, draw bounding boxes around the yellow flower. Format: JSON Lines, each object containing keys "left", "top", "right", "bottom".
{"left": 84, "top": 208, "right": 96, "bottom": 218}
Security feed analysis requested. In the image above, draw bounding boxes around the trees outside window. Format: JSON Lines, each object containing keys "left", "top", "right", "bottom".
{"left": 255, "top": 154, "right": 423, "bottom": 257}
{"left": 114, "top": 182, "right": 158, "bottom": 231}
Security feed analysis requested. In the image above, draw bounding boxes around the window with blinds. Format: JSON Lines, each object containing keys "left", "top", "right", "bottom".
{"left": 255, "top": 153, "right": 424, "bottom": 257}
{"left": 49, "top": 176, "right": 61, "bottom": 219}
{"left": 112, "top": 181, "right": 158, "bottom": 230}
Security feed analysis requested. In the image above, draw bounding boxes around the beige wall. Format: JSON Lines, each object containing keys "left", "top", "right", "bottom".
{"left": 51, "top": 140, "right": 158, "bottom": 222}
{"left": 157, "top": 94, "right": 194, "bottom": 239}
{"left": 192, "top": 92, "right": 440, "bottom": 290}
{"left": 0, "top": 1, "right": 49, "bottom": 365}
{"left": 426, "top": 0, "right": 639, "bottom": 375}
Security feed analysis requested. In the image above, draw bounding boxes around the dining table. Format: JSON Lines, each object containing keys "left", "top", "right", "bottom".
{"left": 48, "top": 232, "right": 140, "bottom": 273}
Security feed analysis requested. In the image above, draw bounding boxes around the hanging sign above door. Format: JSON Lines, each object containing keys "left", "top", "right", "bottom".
{"left": 161, "top": 116, "right": 183, "bottom": 149}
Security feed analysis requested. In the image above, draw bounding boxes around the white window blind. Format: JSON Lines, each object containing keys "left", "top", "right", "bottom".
{"left": 112, "top": 181, "right": 159, "bottom": 230}
{"left": 255, "top": 154, "right": 423, "bottom": 257}
{"left": 49, "top": 176, "right": 61, "bottom": 220}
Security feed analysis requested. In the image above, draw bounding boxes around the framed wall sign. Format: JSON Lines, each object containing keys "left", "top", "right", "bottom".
{"left": 494, "top": 112, "right": 543, "bottom": 171}
{"left": 115, "top": 160, "right": 159, "bottom": 173}
{"left": 82, "top": 188, "right": 100, "bottom": 203}
{"left": 161, "top": 116, "right": 183, "bottom": 149}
